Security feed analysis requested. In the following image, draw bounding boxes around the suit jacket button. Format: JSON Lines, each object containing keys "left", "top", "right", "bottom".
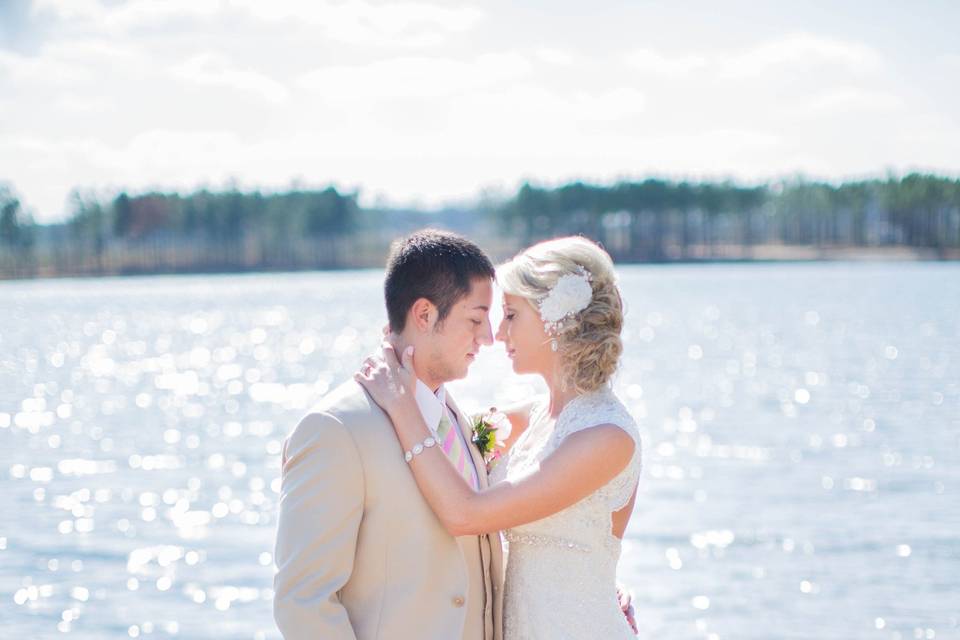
{"left": 452, "top": 596, "right": 465, "bottom": 607}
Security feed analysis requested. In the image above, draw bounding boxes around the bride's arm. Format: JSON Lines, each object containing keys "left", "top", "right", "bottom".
{"left": 356, "top": 346, "right": 634, "bottom": 537}
{"left": 389, "top": 404, "right": 633, "bottom": 536}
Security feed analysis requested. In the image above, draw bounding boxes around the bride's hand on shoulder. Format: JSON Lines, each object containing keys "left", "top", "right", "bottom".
{"left": 354, "top": 343, "right": 418, "bottom": 418}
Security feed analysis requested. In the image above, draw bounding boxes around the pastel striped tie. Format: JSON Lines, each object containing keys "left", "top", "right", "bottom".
{"left": 436, "top": 413, "right": 479, "bottom": 490}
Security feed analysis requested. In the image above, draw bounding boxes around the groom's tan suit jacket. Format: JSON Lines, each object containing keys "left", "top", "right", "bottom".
{"left": 274, "top": 380, "right": 504, "bottom": 640}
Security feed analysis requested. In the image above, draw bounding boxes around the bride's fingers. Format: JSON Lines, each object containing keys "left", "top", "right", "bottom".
{"left": 355, "top": 369, "right": 381, "bottom": 387}
{"left": 400, "top": 345, "right": 415, "bottom": 371}
{"left": 380, "top": 342, "right": 401, "bottom": 370}
{"left": 362, "top": 352, "right": 383, "bottom": 368}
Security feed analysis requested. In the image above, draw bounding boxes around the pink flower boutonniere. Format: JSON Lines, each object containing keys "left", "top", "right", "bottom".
{"left": 471, "top": 407, "right": 512, "bottom": 472}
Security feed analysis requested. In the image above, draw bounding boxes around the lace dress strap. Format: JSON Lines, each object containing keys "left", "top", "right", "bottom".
{"left": 552, "top": 387, "right": 642, "bottom": 511}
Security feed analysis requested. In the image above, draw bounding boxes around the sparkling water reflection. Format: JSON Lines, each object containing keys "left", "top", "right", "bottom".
{"left": 1, "top": 263, "right": 958, "bottom": 639}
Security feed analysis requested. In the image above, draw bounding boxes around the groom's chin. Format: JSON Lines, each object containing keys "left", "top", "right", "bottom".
{"left": 448, "top": 362, "right": 472, "bottom": 381}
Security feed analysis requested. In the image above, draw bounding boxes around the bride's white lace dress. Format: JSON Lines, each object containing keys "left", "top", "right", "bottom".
{"left": 489, "top": 386, "right": 642, "bottom": 639}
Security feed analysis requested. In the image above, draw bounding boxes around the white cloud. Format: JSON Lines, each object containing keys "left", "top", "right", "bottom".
{"left": 459, "top": 85, "right": 645, "bottom": 128}
{"left": 43, "top": 39, "right": 145, "bottom": 65}
{"left": 108, "top": 0, "right": 222, "bottom": 29}
{"left": 54, "top": 91, "right": 115, "bottom": 113}
{"left": 32, "top": 0, "right": 222, "bottom": 28}
{"left": 0, "top": 49, "right": 93, "bottom": 85}
{"left": 0, "top": 133, "right": 59, "bottom": 155}
{"left": 123, "top": 129, "right": 249, "bottom": 180}
{"left": 627, "top": 33, "right": 882, "bottom": 80}
{"left": 0, "top": 36, "right": 151, "bottom": 92}
{"left": 0, "top": 129, "right": 253, "bottom": 215}
{"left": 574, "top": 87, "right": 646, "bottom": 121}
{"left": 171, "top": 53, "right": 289, "bottom": 103}
{"left": 613, "top": 128, "right": 783, "bottom": 177}
{"left": 30, "top": 0, "right": 104, "bottom": 22}
{"left": 940, "top": 53, "right": 960, "bottom": 68}
{"left": 535, "top": 47, "right": 575, "bottom": 66}
{"left": 32, "top": 0, "right": 483, "bottom": 47}
{"left": 297, "top": 53, "right": 533, "bottom": 101}
{"left": 719, "top": 33, "right": 882, "bottom": 78}
{"left": 800, "top": 88, "right": 904, "bottom": 115}
{"left": 626, "top": 49, "right": 707, "bottom": 75}
{"left": 236, "top": 0, "right": 483, "bottom": 45}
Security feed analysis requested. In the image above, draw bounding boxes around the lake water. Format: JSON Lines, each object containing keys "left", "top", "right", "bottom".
{"left": 1, "top": 262, "right": 958, "bottom": 639}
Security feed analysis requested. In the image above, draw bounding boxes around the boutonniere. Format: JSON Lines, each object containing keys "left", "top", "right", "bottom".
{"left": 471, "top": 407, "right": 512, "bottom": 471}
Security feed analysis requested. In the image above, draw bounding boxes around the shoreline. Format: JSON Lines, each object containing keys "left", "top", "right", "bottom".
{"left": 1, "top": 245, "right": 956, "bottom": 282}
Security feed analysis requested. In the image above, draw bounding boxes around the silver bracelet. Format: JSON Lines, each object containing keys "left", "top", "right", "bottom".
{"left": 404, "top": 436, "right": 437, "bottom": 463}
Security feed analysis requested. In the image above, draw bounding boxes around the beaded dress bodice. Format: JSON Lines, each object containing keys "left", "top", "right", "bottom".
{"left": 488, "top": 387, "right": 642, "bottom": 639}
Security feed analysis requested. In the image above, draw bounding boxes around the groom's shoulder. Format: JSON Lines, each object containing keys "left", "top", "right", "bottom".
{"left": 288, "top": 380, "right": 382, "bottom": 442}
{"left": 311, "top": 379, "right": 381, "bottom": 420}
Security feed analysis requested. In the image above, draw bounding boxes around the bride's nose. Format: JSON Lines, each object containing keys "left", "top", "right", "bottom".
{"left": 494, "top": 319, "right": 507, "bottom": 343}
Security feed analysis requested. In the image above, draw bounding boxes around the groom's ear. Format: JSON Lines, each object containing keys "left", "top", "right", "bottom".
{"left": 409, "top": 297, "right": 438, "bottom": 333}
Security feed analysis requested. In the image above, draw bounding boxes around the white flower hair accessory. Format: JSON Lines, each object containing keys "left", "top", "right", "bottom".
{"left": 537, "top": 266, "right": 593, "bottom": 338}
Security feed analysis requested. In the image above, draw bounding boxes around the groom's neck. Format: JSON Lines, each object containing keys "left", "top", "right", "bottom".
{"left": 390, "top": 331, "right": 442, "bottom": 393}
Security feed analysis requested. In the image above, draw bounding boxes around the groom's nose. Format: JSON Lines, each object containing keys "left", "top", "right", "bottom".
{"left": 478, "top": 319, "right": 494, "bottom": 346}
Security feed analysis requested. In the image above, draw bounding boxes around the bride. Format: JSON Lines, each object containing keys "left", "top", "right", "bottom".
{"left": 356, "top": 236, "right": 642, "bottom": 639}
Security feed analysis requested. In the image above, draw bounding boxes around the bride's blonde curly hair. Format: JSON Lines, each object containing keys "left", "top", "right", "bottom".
{"left": 497, "top": 236, "right": 623, "bottom": 394}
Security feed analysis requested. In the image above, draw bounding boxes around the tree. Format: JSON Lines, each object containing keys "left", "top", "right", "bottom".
{"left": 113, "top": 193, "right": 133, "bottom": 237}
{"left": 0, "top": 185, "right": 21, "bottom": 246}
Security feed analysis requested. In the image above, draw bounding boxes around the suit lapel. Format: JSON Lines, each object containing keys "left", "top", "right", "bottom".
{"left": 445, "top": 390, "right": 505, "bottom": 638}
{"left": 445, "top": 392, "right": 489, "bottom": 489}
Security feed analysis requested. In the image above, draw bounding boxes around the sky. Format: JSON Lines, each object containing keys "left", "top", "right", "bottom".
{"left": 1, "top": 0, "right": 959, "bottom": 223}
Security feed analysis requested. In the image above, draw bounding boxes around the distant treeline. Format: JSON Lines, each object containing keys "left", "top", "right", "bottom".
{"left": 1, "top": 174, "right": 959, "bottom": 278}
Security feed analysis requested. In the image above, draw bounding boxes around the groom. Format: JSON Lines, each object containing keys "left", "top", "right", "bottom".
{"left": 274, "top": 229, "right": 502, "bottom": 639}
{"left": 273, "top": 229, "right": 635, "bottom": 639}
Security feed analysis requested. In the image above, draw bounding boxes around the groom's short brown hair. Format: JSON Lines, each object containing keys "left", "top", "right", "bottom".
{"left": 385, "top": 229, "right": 495, "bottom": 333}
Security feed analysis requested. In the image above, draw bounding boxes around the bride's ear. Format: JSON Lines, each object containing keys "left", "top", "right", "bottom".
{"left": 409, "top": 298, "right": 437, "bottom": 333}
